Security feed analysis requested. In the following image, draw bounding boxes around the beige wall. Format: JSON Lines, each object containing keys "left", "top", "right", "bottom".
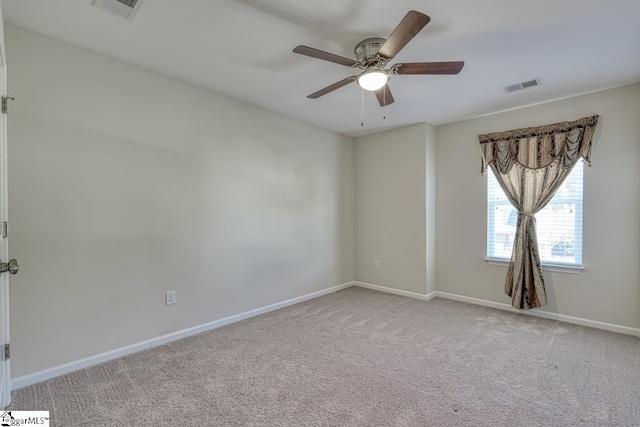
{"left": 354, "top": 123, "right": 436, "bottom": 295}
{"left": 436, "top": 84, "right": 640, "bottom": 328}
{"left": 6, "top": 25, "right": 354, "bottom": 378}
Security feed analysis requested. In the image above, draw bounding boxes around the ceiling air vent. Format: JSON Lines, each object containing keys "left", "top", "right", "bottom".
{"left": 92, "top": 0, "right": 146, "bottom": 22}
{"left": 502, "top": 77, "right": 542, "bottom": 94}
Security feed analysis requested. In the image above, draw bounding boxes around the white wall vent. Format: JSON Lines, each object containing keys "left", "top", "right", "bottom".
{"left": 92, "top": 0, "right": 146, "bottom": 22}
{"left": 502, "top": 77, "right": 542, "bottom": 94}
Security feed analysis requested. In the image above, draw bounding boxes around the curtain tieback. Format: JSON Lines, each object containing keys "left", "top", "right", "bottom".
{"left": 518, "top": 212, "right": 536, "bottom": 222}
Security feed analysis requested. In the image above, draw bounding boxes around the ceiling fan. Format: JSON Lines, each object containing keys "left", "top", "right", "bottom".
{"left": 293, "top": 10, "right": 464, "bottom": 107}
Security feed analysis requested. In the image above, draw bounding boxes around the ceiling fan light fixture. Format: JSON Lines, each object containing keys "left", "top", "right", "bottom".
{"left": 357, "top": 68, "right": 389, "bottom": 91}
{"left": 293, "top": 11, "right": 463, "bottom": 107}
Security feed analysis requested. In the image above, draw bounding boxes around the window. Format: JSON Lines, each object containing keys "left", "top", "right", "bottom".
{"left": 487, "top": 161, "right": 583, "bottom": 267}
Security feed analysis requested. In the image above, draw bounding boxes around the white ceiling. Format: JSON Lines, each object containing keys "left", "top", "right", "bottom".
{"left": 3, "top": 0, "right": 640, "bottom": 137}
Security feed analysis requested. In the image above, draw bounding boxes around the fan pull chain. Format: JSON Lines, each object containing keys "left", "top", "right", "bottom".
{"left": 361, "top": 87, "right": 365, "bottom": 127}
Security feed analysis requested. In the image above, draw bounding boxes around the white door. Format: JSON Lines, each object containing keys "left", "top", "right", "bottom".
{"left": 0, "top": 3, "right": 13, "bottom": 409}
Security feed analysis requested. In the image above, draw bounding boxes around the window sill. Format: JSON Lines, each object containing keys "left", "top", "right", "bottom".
{"left": 484, "top": 258, "right": 585, "bottom": 275}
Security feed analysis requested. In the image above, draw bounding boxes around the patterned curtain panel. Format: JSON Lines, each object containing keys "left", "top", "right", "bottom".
{"left": 479, "top": 116, "right": 599, "bottom": 309}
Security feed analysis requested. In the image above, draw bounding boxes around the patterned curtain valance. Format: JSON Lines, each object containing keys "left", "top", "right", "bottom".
{"left": 479, "top": 115, "right": 598, "bottom": 175}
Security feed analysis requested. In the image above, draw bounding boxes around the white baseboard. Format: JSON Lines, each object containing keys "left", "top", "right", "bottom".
{"left": 13, "top": 281, "right": 638, "bottom": 390}
{"left": 12, "top": 281, "right": 355, "bottom": 390}
{"left": 354, "top": 281, "right": 436, "bottom": 301}
{"left": 433, "top": 291, "right": 640, "bottom": 337}
{"left": 352, "top": 282, "right": 639, "bottom": 338}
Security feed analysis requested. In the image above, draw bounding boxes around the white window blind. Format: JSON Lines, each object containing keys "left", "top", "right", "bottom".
{"left": 487, "top": 161, "right": 583, "bottom": 266}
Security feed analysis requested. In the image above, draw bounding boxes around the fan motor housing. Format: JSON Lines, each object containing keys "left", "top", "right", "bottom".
{"left": 354, "top": 38, "right": 386, "bottom": 67}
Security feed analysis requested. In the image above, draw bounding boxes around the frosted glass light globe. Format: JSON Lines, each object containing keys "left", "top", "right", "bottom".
{"left": 357, "top": 69, "right": 389, "bottom": 91}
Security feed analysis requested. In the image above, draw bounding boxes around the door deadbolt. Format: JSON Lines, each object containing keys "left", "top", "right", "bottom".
{"left": 0, "top": 259, "right": 18, "bottom": 275}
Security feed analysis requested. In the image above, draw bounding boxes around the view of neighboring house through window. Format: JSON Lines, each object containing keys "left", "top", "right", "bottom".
{"left": 487, "top": 161, "right": 584, "bottom": 266}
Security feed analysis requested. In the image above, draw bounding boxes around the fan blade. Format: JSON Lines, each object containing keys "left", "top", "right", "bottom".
{"left": 378, "top": 11, "right": 430, "bottom": 60}
{"left": 374, "top": 84, "right": 394, "bottom": 106}
{"left": 308, "top": 76, "right": 357, "bottom": 99}
{"left": 293, "top": 45, "right": 359, "bottom": 67}
{"left": 393, "top": 61, "right": 465, "bottom": 75}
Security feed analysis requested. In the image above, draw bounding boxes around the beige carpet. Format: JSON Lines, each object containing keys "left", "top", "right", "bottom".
{"left": 8, "top": 287, "right": 640, "bottom": 426}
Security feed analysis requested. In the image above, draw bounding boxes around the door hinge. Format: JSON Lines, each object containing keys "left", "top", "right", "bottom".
{"left": 2, "top": 344, "right": 8, "bottom": 361}
{"left": 2, "top": 222, "right": 7, "bottom": 238}
{"left": 1, "top": 96, "right": 14, "bottom": 114}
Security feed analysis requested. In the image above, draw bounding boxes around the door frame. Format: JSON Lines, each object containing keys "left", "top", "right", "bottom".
{"left": 0, "top": 2, "right": 11, "bottom": 408}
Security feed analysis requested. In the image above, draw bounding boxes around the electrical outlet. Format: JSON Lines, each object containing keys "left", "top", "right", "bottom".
{"left": 374, "top": 259, "right": 380, "bottom": 269}
{"left": 165, "top": 290, "right": 176, "bottom": 305}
